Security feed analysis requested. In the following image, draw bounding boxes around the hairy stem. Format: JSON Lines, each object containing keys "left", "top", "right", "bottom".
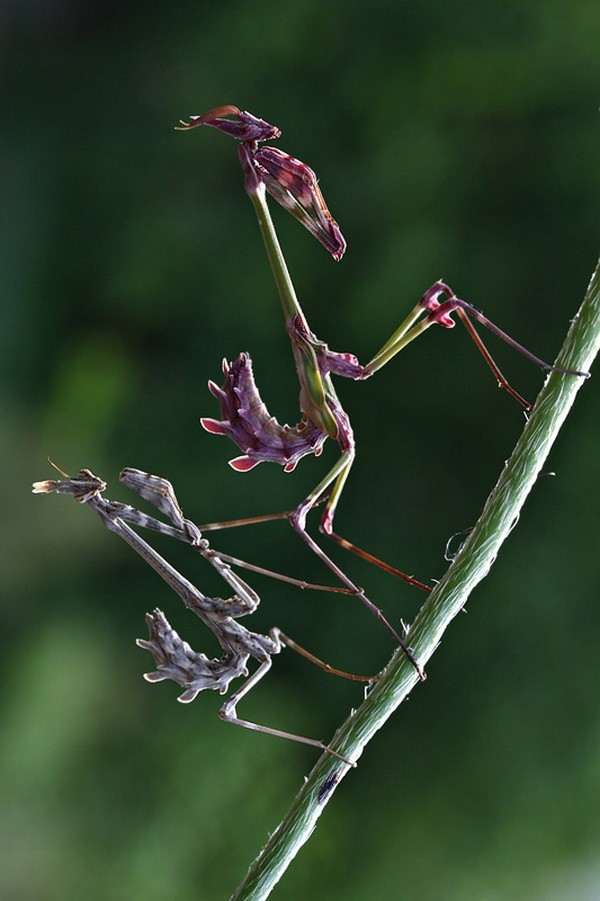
{"left": 230, "top": 258, "right": 600, "bottom": 901}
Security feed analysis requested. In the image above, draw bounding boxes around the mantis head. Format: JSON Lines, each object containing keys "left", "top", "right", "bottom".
{"left": 175, "top": 105, "right": 281, "bottom": 143}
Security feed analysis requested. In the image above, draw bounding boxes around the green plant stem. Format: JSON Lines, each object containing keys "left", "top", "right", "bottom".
{"left": 230, "top": 258, "right": 600, "bottom": 901}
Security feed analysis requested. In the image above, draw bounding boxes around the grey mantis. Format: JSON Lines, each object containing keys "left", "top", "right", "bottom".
{"left": 177, "top": 106, "right": 590, "bottom": 679}
{"left": 33, "top": 466, "right": 371, "bottom": 763}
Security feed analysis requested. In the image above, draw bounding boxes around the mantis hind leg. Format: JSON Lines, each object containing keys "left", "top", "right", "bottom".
{"left": 311, "top": 457, "right": 432, "bottom": 593}
{"left": 325, "top": 529, "right": 432, "bottom": 593}
{"left": 288, "top": 453, "right": 426, "bottom": 680}
{"left": 195, "top": 456, "right": 428, "bottom": 678}
{"left": 219, "top": 654, "right": 355, "bottom": 766}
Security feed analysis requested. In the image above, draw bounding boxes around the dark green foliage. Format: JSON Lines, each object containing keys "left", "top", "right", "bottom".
{"left": 3, "top": 3, "right": 599, "bottom": 898}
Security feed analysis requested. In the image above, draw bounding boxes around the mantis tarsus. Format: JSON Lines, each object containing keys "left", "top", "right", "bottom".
{"left": 177, "top": 106, "right": 590, "bottom": 679}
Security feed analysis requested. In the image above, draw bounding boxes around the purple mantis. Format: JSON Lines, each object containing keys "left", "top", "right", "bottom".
{"left": 177, "top": 106, "right": 589, "bottom": 679}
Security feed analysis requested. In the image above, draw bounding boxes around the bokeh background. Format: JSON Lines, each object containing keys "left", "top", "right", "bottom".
{"left": 3, "top": 2, "right": 599, "bottom": 899}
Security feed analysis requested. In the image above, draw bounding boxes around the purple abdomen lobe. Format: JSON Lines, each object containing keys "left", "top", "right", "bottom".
{"left": 201, "top": 353, "right": 327, "bottom": 473}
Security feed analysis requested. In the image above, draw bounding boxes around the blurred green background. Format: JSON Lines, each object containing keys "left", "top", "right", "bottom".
{"left": 3, "top": 2, "right": 599, "bottom": 899}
